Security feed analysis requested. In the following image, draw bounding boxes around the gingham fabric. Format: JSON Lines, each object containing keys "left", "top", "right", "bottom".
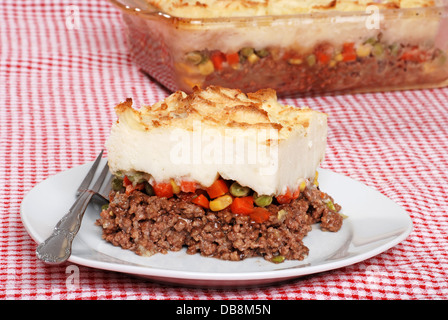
{"left": 1, "top": 0, "right": 447, "bottom": 300}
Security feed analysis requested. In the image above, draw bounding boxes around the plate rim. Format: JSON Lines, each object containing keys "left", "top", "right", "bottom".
{"left": 20, "top": 160, "right": 413, "bottom": 285}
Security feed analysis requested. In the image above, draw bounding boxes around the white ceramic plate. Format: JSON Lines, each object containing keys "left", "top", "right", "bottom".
{"left": 21, "top": 158, "right": 412, "bottom": 287}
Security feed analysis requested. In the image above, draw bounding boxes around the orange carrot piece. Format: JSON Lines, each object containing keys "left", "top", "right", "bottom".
{"left": 342, "top": 42, "right": 356, "bottom": 62}
{"left": 250, "top": 207, "right": 271, "bottom": 223}
{"left": 153, "top": 182, "right": 174, "bottom": 198}
{"left": 230, "top": 196, "right": 254, "bottom": 215}
{"left": 226, "top": 52, "right": 239, "bottom": 65}
{"left": 210, "top": 51, "right": 226, "bottom": 71}
{"left": 191, "top": 193, "right": 209, "bottom": 209}
{"left": 180, "top": 180, "right": 197, "bottom": 193}
{"left": 206, "top": 179, "right": 229, "bottom": 199}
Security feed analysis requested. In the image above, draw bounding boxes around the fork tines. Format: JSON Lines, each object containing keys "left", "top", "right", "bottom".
{"left": 76, "top": 150, "right": 104, "bottom": 196}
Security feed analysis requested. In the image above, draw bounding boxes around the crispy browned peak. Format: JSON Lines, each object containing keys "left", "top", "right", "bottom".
{"left": 114, "top": 86, "right": 319, "bottom": 135}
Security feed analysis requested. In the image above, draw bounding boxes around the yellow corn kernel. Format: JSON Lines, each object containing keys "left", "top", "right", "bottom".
{"left": 326, "top": 200, "right": 336, "bottom": 211}
{"left": 306, "top": 54, "right": 316, "bottom": 66}
{"left": 198, "top": 59, "right": 214, "bottom": 75}
{"left": 247, "top": 53, "right": 260, "bottom": 64}
{"left": 299, "top": 180, "right": 307, "bottom": 192}
{"left": 209, "top": 195, "right": 233, "bottom": 211}
{"left": 329, "top": 60, "right": 337, "bottom": 68}
{"left": 170, "top": 179, "right": 180, "bottom": 194}
{"left": 313, "top": 171, "right": 319, "bottom": 187}
{"left": 334, "top": 53, "right": 343, "bottom": 62}
{"left": 288, "top": 58, "right": 303, "bottom": 65}
{"left": 356, "top": 44, "right": 372, "bottom": 58}
{"left": 277, "top": 209, "right": 288, "bottom": 222}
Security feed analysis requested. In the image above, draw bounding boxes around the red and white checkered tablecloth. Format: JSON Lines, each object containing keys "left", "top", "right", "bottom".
{"left": 1, "top": 0, "right": 447, "bottom": 300}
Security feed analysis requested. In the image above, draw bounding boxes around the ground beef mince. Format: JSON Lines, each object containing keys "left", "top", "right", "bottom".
{"left": 96, "top": 185, "right": 343, "bottom": 263}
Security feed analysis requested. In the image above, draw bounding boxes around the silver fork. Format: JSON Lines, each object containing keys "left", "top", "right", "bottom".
{"left": 36, "top": 151, "right": 112, "bottom": 264}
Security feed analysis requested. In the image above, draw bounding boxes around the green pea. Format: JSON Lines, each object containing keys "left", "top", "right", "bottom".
{"left": 144, "top": 181, "right": 155, "bottom": 196}
{"left": 111, "top": 176, "right": 124, "bottom": 191}
{"left": 186, "top": 51, "right": 204, "bottom": 65}
{"left": 389, "top": 43, "right": 400, "bottom": 56}
{"left": 372, "top": 43, "right": 384, "bottom": 58}
{"left": 240, "top": 47, "right": 254, "bottom": 58}
{"left": 364, "top": 37, "right": 377, "bottom": 45}
{"left": 253, "top": 194, "right": 273, "bottom": 207}
{"left": 229, "top": 182, "right": 251, "bottom": 197}
{"left": 255, "top": 48, "right": 269, "bottom": 58}
{"left": 128, "top": 172, "right": 146, "bottom": 184}
{"left": 271, "top": 255, "right": 286, "bottom": 263}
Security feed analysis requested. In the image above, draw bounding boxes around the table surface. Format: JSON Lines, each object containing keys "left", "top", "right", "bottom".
{"left": 1, "top": 0, "right": 447, "bottom": 300}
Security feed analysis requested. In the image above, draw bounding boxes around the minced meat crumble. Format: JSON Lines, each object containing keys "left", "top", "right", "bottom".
{"left": 96, "top": 182, "right": 343, "bottom": 263}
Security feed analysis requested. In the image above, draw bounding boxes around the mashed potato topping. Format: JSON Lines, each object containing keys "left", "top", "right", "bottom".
{"left": 144, "top": 0, "right": 436, "bottom": 19}
{"left": 106, "top": 86, "right": 327, "bottom": 196}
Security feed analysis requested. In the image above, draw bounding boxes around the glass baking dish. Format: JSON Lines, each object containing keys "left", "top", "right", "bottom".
{"left": 109, "top": 0, "right": 448, "bottom": 96}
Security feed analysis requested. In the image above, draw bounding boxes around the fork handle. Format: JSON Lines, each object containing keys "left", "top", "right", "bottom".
{"left": 36, "top": 190, "right": 94, "bottom": 264}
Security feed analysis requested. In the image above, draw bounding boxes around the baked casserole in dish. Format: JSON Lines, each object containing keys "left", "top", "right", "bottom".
{"left": 110, "top": 0, "right": 448, "bottom": 95}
